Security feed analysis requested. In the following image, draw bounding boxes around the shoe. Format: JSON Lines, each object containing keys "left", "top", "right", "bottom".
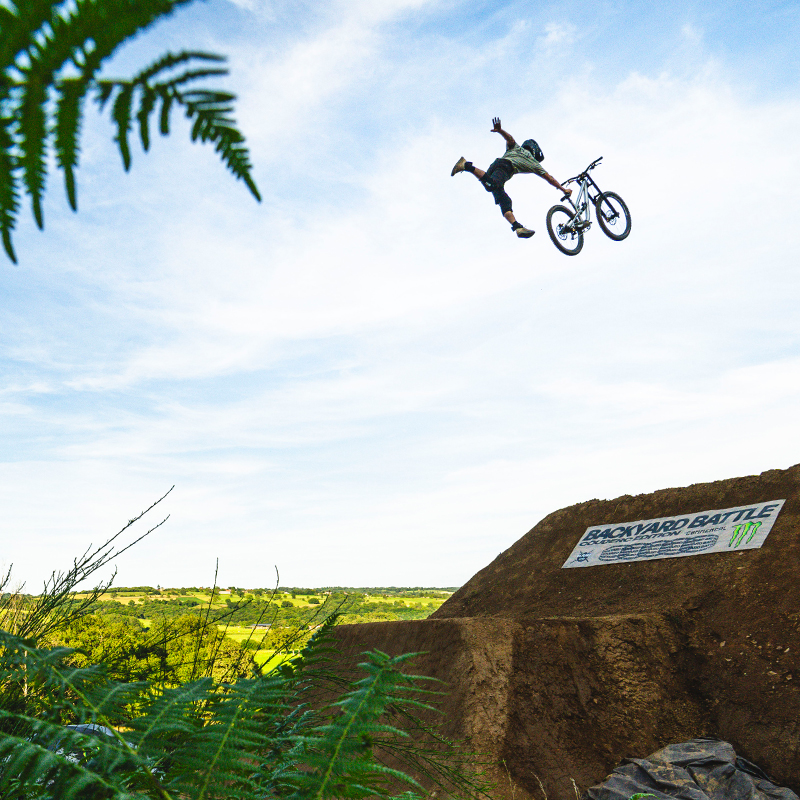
{"left": 515, "top": 226, "right": 535, "bottom": 238}
{"left": 451, "top": 157, "right": 467, "bottom": 176}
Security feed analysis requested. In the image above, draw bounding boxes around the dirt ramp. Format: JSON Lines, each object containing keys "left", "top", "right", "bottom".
{"left": 503, "top": 614, "right": 709, "bottom": 799}
{"left": 331, "top": 617, "right": 518, "bottom": 759}
{"left": 331, "top": 613, "right": 710, "bottom": 800}
{"left": 332, "top": 464, "right": 800, "bottom": 799}
{"left": 433, "top": 465, "right": 800, "bottom": 622}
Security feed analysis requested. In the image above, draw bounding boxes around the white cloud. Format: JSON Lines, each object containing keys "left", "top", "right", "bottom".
{"left": 3, "top": 3, "right": 800, "bottom": 589}
{"left": 539, "top": 21, "right": 577, "bottom": 48}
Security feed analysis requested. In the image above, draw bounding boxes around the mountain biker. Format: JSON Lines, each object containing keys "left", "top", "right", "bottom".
{"left": 451, "top": 117, "right": 571, "bottom": 238}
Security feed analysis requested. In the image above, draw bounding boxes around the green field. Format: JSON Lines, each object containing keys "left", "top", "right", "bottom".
{"left": 68, "top": 586, "right": 455, "bottom": 665}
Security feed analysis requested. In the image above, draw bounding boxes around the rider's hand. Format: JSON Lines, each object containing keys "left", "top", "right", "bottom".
{"left": 491, "top": 117, "right": 502, "bottom": 132}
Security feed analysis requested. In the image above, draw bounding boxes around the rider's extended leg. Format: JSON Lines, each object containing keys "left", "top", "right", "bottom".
{"left": 486, "top": 169, "right": 534, "bottom": 238}
{"left": 451, "top": 157, "right": 534, "bottom": 237}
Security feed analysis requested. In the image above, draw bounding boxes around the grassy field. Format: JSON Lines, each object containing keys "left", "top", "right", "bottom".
{"left": 70, "top": 587, "right": 454, "bottom": 665}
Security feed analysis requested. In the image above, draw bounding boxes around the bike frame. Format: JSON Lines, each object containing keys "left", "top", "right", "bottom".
{"left": 562, "top": 158, "right": 606, "bottom": 230}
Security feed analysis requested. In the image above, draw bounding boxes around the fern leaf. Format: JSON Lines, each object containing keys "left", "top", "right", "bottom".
{"left": 158, "top": 86, "right": 174, "bottom": 135}
{"left": 283, "top": 651, "right": 430, "bottom": 800}
{"left": 126, "top": 678, "right": 212, "bottom": 761}
{"left": 60, "top": 0, "right": 195, "bottom": 79}
{"left": 130, "top": 54, "right": 228, "bottom": 156}
{"left": 177, "top": 89, "right": 261, "bottom": 201}
{"left": 96, "top": 80, "right": 116, "bottom": 107}
{"left": 1, "top": 1, "right": 264, "bottom": 262}
{"left": 164, "top": 672, "right": 290, "bottom": 799}
{"left": 55, "top": 78, "right": 86, "bottom": 210}
{"left": 0, "top": 116, "right": 20, "bottom": 263}
{"left": 17, "top": 72, "right": 48, "bottom": 229}
{"left": 137, "top": 85, "right": 156, "bottom": 151}
{"left": 111, "top": 82, "right": 134, "bottom": 170}
{"left": 163, "top": 67, "right": 229, "bottom": 89}
{"left": 0, "top": 632, "right": 172, "bottom": 797}
{"left": 0, "top": 717, "right": 138, "bottom": 797}
{"left": 0, "top": 629, "right": 488, "bottom": 800}
{"left": 0, "top": 1, "right": 60, "bottom": 85}
{"left": 132, "top": 49, "right": 226, "bottom": 84}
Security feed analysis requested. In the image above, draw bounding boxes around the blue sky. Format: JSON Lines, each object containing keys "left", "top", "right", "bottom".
{"left": 2, "top": 0, "right": 800, "bottom": 590}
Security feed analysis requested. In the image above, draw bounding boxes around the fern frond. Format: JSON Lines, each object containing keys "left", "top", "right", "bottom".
{"left": 0, "top": 116, "right": 20, "bottom": 263}
{"left": 55, "top": 78, "right": 87, "bottom": 210}
{"left": 0, "top": 1, "right": 60, "bottom": 83}
{"left": 167, "top": 673, "right": 290, "bottom": 799}
{"left": 97, "top": 53, "right": 259, "bottom": 199}
{"left": 283, "top": 650, "right": 432, "bottom": 800}
{"left": 0, "top": 631, "right": 171, "bottom": 797}
{"left": 18, "top": 72, "right": 48, "bottom": 228}
{"left": 0, "top": 716, "right": 140, "bottom": 799}
{"left": 136, "top": 84, "right": 156, "bottom": 151}
{"left": 180, "top": 88, "right": 261, "bottom": 200}
{"left": 0, "top": 627, "right": 490, "bottom": 800}
{"left": 131, "top": 49, "right": 226, "bottom": 84}
{"left": 163, "top": 67, "right": 230, "bottom": 89}
{"left": 1, "top": 2, "right": 261, "bottom": 262}
{"left": 111, "top": 82, "right": 134, "bottom": 170}
{"left": 158, "top": 86, "right": 173, "bottom": 135}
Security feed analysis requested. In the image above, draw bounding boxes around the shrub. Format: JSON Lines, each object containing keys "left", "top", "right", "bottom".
{"left": 0, "top": 623, "right": 489, "bottom": 800}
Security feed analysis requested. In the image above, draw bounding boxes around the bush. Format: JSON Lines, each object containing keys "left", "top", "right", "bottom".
{"left": 0, "top": 623, "right": 489, "bottom": 800}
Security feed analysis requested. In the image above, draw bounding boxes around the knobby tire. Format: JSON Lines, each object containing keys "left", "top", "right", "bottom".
{"left": 595, "top": 191, "right": 631, "bottom": 241}
{"left": 546, "top": 205, "right": 584, "bottom": 256}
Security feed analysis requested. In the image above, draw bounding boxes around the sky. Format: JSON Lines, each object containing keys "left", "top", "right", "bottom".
{"left": 2, "top": 0, "right": 800, "bottom": 591}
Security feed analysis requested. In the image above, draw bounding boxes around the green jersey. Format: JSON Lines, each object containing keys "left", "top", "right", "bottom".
{"left": 503, "top": 144, "right": 546, "bottom": 176}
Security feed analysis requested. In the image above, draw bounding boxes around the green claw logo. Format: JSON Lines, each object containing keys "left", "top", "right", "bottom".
{"left": 729, "top": 520, "right": 762, "bottom": 548}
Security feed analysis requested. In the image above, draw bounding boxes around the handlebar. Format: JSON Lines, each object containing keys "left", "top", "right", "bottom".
{"left": 564, "top": 156, "right": 603, "bottom": 184}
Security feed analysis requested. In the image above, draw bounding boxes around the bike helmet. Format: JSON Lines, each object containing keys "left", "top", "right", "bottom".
{"left": 521, "top": 139, "right": 544, "bottom": 162}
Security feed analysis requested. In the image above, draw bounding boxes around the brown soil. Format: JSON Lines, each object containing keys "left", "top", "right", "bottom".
{"left": 331, "top": 464, "right": 800, "bottom": 800}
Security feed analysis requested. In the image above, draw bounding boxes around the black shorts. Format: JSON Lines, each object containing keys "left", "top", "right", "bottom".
{"left": 481, "top": 158, "right": 514, "bottom": 215}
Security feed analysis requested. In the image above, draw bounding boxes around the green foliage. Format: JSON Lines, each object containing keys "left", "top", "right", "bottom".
{"left": 0, "top": 626, "right": 489, "bottom": 800}
{"left": 0, "top": 507, "right": 484, "bottom": 799}
{"left": 0, "top": 0, "right": 260, "bottom": 264}
{"left": 46, "top": 612, "right": 251, "bottom": 687}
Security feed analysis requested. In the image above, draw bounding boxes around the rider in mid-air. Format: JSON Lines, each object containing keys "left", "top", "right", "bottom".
{"left": 451, "top": 117, "right": 571, "bottom": 238}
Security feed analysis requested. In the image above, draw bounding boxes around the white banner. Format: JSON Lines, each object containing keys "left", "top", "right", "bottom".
{"left": 562, "top": 499, "right": 786, "bottom": 569}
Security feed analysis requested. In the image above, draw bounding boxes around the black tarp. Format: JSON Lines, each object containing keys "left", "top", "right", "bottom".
{"left": 583, "top": 739, "right": 798, "bottom": 800}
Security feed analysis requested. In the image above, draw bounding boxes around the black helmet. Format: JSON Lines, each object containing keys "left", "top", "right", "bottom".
{"left": 521, "top": 139, "right": 544, "bottom": 162}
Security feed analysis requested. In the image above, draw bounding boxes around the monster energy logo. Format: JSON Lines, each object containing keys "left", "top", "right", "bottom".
{"left": 729, "top": 520, "right": 762, "bottom": 548}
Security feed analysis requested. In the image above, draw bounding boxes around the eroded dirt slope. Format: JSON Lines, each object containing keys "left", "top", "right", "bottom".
{"left": 333, "top": 465, "right": 800, "bottom": 800}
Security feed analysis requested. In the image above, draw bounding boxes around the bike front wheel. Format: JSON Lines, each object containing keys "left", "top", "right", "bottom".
{"left": 595, "top": 191, "right": 631, "bottom": 241}
{"left": 546, "top": 205, "right": 584, "bottom": 256}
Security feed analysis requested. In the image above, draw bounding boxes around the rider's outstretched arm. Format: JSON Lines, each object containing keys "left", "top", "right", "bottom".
{"left": 542, "top": 170, "right": 572, "bottom": 196}
{"left": 491, "top": 117, "right": 516, "bottom": 148}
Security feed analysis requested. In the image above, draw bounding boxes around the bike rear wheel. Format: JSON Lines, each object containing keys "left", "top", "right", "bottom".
{"left": 595, "top": 191, "right": 631, "bottom": 240}
{"left": 546, "top": 205, "right": 584, "bottom": 255}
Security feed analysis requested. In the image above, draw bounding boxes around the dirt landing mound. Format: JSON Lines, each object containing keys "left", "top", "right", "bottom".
{"left": 332, "top": 465, "right": 800, "bottom": 800}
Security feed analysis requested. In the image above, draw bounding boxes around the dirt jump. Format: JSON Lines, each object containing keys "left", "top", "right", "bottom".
{"left": 331, "top": 463, "right": 800, "bottom": 800}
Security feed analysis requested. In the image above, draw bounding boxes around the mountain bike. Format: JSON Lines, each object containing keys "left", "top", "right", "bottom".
{"left": 545, "top": 157, "right": 631, "bottom": 256}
